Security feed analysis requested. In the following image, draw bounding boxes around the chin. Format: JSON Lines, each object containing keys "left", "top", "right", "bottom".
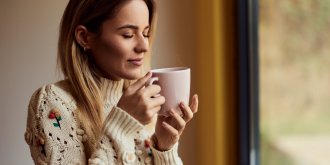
{"left": 122, "top": 71, "right": 142, "bottom": 80}
{"left": 124, "top": 74, "right": 141, "bottom": 80}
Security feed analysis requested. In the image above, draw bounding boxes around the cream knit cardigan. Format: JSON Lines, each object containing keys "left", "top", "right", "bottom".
{"left": 24, "top": 79, "right": 183, "bottom": 165}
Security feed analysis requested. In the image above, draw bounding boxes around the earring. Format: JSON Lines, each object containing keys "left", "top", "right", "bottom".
{"left": 80, "top": 43, "right": 87, "bottom": 51}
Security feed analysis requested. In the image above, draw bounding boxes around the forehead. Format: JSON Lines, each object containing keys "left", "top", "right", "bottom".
{"left": 107, "top": 0, "right": 150, "bottom": 27}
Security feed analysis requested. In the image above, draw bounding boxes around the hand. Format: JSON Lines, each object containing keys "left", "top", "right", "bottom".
{"left": 117, "top": 72, "right": 165, "bottom": 125}
{"left": 153, "top": 94, "right": 199, "bottom": 151}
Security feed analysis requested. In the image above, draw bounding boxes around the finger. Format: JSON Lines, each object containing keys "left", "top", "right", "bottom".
{"left": 142, "top": 107, "right": 161, "bottom": 125}
{"left": 149, "top": 96, "right": 165, "bottom": 109}
{"left": 142, "top": 84, "right": 161, "bottom": 98}
{"left": 149, "top": 105, "right": 162, "bottom": 114}
{"left": 156, "top": 115, "right": 166, "bottom": 126}
{"left": 161, "top": 121, "right": 179, "bottom": 136}
{"left": 169, "top": 109, "right": 186, "bottom": 132}
{"left": 128, "top": 72, "right": 152, "bottom": 93}
{"left": 189, "top": 94, "right": 199, "bottom": 113}
{"left": 179, "top": 102, "right": 193, "bottom": 122}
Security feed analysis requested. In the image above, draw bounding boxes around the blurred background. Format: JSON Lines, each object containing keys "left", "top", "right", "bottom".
{"left": 259, "top": 0, "right": 330, "bottom": 164}
{"left": 0, "top": 1, "right": 63, "bottom": 164}
{"left": 2, "top": 0, "right": 329, "bottom": 165}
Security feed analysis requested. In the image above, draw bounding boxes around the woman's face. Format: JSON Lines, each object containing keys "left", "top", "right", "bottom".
{"left": 89, "top": 0, "right": 150, "bottom": 80}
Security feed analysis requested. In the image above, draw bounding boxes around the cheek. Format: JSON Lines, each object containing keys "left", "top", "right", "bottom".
{"left": 101, "top": 37, "right": 131, "bottom": 60}
{"left": 91, "top": 37, "right": 135, "bottom": 78}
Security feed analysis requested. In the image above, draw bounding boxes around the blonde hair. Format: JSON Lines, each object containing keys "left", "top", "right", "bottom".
{"left": 57, "top": 0, "right": 156, "bottom": 159}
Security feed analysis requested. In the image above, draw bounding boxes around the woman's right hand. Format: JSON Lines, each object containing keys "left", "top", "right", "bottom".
{"left": 117, "top": 72, "right": 165, "bottom": 125}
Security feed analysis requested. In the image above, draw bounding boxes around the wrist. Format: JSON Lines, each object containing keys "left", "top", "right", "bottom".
{"left": 151, "top": 134, "right": 172, "bottom": 151}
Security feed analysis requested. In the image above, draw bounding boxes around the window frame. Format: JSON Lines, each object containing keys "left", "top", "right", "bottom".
{"left": 237, "top": 0, "right": 260, "bottom": 164}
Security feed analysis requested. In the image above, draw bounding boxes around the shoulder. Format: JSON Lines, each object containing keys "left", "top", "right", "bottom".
{"left": 26, "top": 81, "right": 86, "bottom": 163}
{"left": 30, "top": 80, "right": 75, "bottom": 105}
{"left": 27, "top": 80, "right": 81, "bottom": 134}
{"left": 28, "top": 80, "right": 77, "bottom": 116}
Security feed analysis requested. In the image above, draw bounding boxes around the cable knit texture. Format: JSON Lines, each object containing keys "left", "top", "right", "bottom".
{"left": 25, "top": 79, "right": 183, "bottom": 165}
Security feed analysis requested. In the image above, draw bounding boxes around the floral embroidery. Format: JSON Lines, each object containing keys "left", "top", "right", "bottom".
{"left": 135, "top": 133, "right": 154, "bottom": 158}
{"left": 49, "top": 109, "right": 62, "bottom": 129}
{"left": 144, "top": 139, "right": 152, "bottom": 156}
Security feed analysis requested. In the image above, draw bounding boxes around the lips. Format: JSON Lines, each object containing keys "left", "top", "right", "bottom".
{"left": 128, "top": 58, "right": 143, "bottom": 66}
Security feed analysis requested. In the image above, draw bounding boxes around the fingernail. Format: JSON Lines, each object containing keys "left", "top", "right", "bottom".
{"left": 180, "top": 102, "right": 184, "bottom": 107}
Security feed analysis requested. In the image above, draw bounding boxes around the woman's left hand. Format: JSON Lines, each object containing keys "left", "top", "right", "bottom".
{"left": 153, "top": 94, "right": 199, "bottom": 151}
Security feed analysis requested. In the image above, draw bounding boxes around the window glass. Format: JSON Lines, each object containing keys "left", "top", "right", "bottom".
{"left": 259, "top": 1, "right": 330, "bottom": 164}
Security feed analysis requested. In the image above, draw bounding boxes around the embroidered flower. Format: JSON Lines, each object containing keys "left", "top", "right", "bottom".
{"left": 144, "top": 139, "right": 153, "bottom": 156}
{"left": 49, "top": 109, "right": 62, "bottom": 129}
{"left": 144, "top": 139, "right": 151, "bottom": 148}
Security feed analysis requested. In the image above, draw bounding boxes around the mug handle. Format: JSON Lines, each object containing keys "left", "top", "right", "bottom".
{"left": 146, "top": 77, "right": 161, "bottom": 98}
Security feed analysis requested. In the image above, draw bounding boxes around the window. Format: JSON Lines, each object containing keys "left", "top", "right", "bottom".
{"left": 259, "top": 1, "right": 330, "bottom": 164}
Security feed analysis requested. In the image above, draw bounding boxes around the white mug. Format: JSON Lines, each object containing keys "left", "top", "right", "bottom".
{"left": 147, "top": 67, "right": 191, "bottom": 116}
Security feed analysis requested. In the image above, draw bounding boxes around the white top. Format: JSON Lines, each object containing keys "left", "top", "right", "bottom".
{"left": 24, "top": 79, "right": 182, "bottom": 165}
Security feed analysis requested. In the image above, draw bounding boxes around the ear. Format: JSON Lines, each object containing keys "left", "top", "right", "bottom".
{"left": 75, "top": 25, "right": 93, "bottom": 50}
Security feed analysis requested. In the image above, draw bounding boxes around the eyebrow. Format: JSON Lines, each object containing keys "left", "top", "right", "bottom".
{"left": 117, "top": 24, "right": 150, "bottom": 31}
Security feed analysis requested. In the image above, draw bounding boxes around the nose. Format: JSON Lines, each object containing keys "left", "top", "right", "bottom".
{"left": 134, "top": 35, "right": 149, "bottom": 53}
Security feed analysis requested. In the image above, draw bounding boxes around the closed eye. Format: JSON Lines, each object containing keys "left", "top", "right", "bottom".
{"left": 122, "top": 34, "right": 134, "bottom": 38}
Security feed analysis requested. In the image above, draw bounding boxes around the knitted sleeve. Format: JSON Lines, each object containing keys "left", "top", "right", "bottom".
{"left": 25, "top": 84, "right": 183, "bottom": 165}
{"left": 89, "top": 106, "right": 183, "bottom": 165}
{"left": 24, "top": 85, "right": 86, "bottom": 165}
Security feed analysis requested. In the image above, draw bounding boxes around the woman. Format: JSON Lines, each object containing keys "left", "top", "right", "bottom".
{"left": 24, "top": 0, "right": 198, "bottom": 164}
